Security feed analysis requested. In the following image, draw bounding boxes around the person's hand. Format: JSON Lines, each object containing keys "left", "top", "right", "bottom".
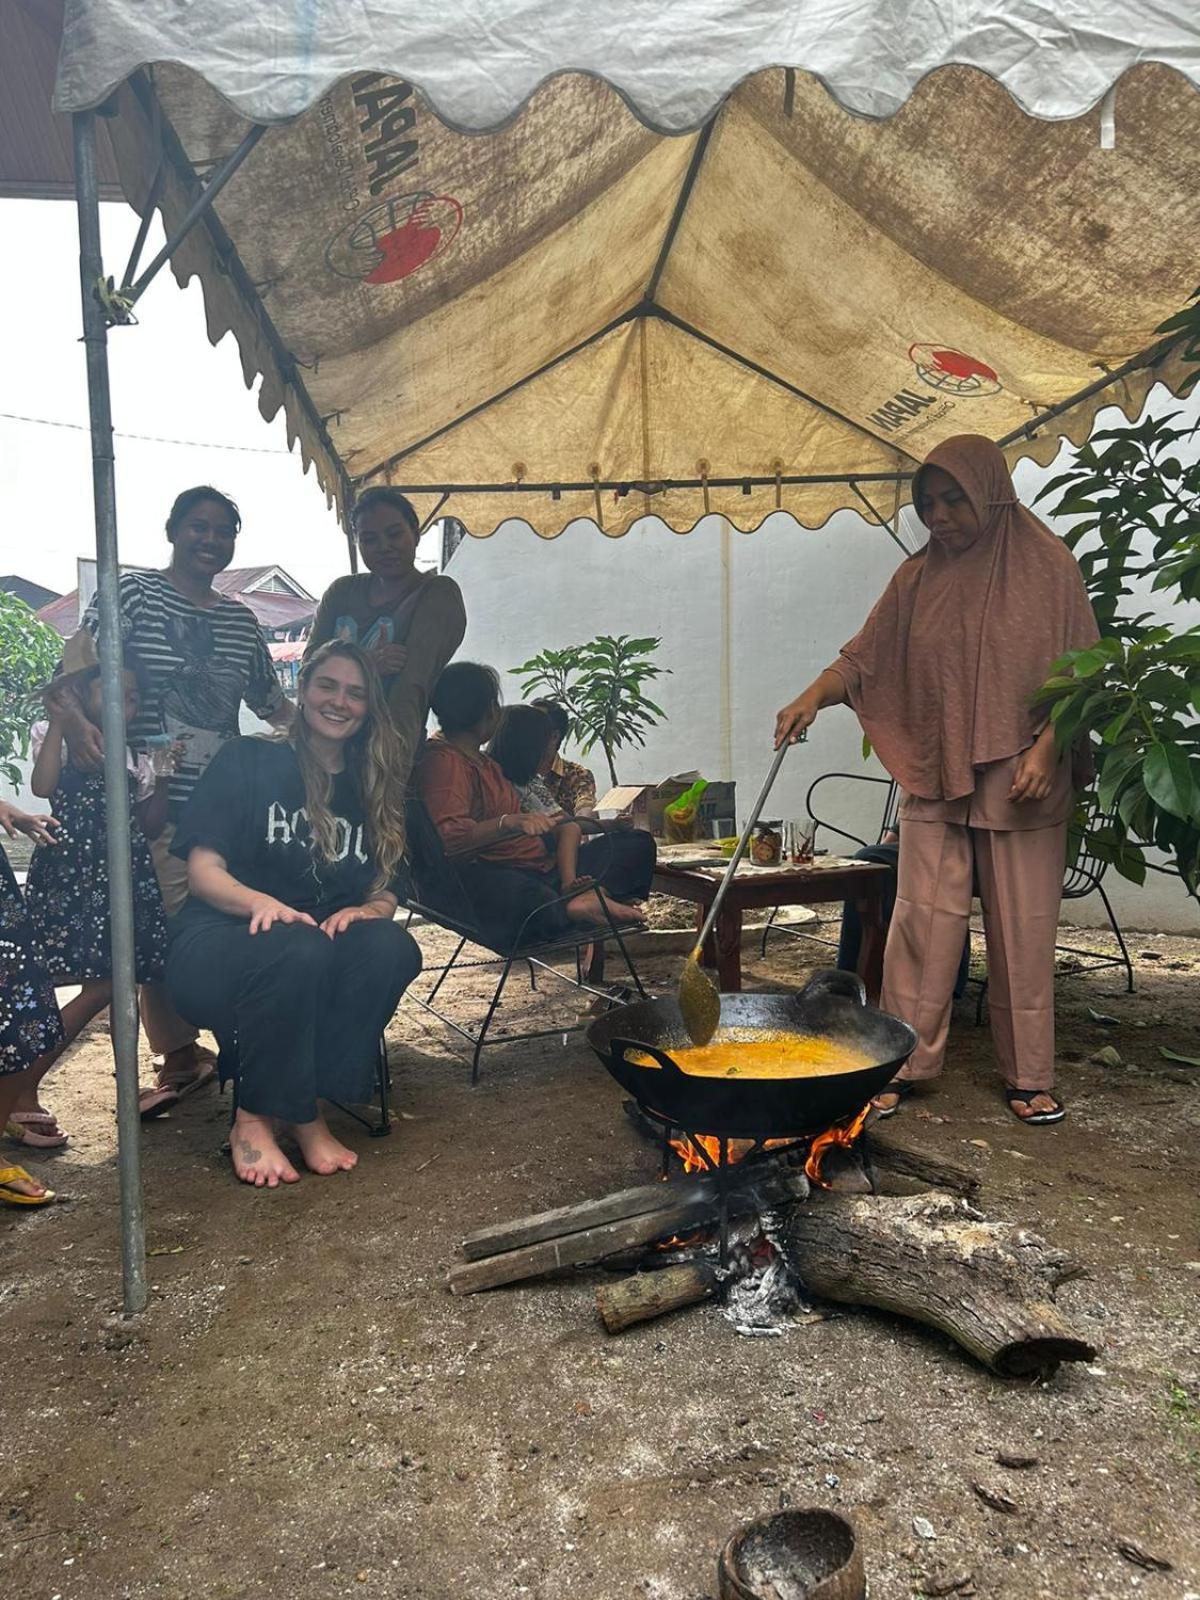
{"left": 63, "top": 710, "right": 105, "bottom": 773}
{"left": 1009, "top": 739, "right": 1059, "bottom": 803}
{"left": 511, "top": 813, "right": 556, "bottom": 836}
{"left": 248, "top": 896, "right": 317, "bottom": 935}
{"left": 774, "top": 692, "right": 818, "bottom": 748}
{"left": 42, "top": 680, "right": 76, "bottom": 722}
{"left": 370, "top": 643, "right": 408, "bottom": 675}
{"left": 0, "top": 801, "right": 61, "bottom": 847}
{"left": 320, "top": 904, "right": 386, "bottom": 938}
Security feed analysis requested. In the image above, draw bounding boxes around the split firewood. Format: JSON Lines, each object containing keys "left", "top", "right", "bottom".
{"left": 596, "top": 1262, "right": 721, "bottom": 1332}
{"left": 863, "top": 1128, "right": 980, "bottom": 1199}
{"left": 776, "top": 1190, "right": 1095, "bottom": 1376}
{"left": 461, "top": 1175, "right": 722, "bottom": 1261}
{"left": 450, "top": 1168, "right": 806, "bottom": 1295}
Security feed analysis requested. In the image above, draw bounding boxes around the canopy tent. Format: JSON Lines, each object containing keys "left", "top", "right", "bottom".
{"left": 41, "top": 2, "right": 1200, "bottom": 539}
{"left": 8, "top": 1, "right": 1199, "bottom": 1309}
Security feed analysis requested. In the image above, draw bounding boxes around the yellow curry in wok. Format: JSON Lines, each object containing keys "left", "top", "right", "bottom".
{"left": 628, "top": 1027, "right": 872, "bottom": 1080}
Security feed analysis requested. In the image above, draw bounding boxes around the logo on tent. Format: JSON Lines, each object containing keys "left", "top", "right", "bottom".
{"left": 326, "top": 192, "right": 464, "bottom": 285}
{"left": 908, "top": 344, "right": 1001, "bottom": 397}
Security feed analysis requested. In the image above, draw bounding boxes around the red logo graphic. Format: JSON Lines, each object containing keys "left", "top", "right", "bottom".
{"left": 908, "top": 343, "right": 1001, "bottom": 398}
{"left": 326, "top": 192, "right": 464, "bottom": 285}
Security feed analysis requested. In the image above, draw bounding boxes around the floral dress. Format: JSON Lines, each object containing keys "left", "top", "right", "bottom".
{"left": 0, "top": 845, "right": 64, "bottom": 1074}
{"left": 24, "top": 727, "right": 167, "bottom": 983}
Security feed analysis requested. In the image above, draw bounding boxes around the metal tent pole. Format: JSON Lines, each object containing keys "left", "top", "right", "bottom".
{"left": 72, "top": 110, "right": 147, "bottom": 1316}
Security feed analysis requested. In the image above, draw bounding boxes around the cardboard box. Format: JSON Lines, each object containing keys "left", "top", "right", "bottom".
{"left": 596, "top": 773, "right": 737, "bottom": 838}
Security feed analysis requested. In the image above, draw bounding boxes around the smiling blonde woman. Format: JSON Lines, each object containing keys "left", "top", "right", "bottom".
{"left": 165, "top": 643, "right": 422, "bottom": 1188}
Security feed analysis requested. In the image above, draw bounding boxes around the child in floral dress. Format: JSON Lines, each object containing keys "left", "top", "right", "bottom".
{"left": 16, "top": 654, "right": 174, "bottom": 1147}
{"left": 0, "top": 799, "right": 64, "bottom": 1204}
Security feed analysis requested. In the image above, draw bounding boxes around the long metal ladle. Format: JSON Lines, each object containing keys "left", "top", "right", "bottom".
{"left": 677, "top": 737, "right": 795, "bottom": 1045}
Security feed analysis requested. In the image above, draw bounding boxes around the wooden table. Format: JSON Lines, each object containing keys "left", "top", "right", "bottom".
{"left": 650, "top": 856, "right": 892, "bottom": 999}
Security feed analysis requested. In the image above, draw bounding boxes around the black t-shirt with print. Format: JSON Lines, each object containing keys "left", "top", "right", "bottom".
{"left": 171, "top": 737, "right": 398, "bottom": 920}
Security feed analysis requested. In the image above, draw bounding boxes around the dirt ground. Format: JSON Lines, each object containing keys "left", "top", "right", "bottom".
{"left": 2, "top": 905, "right": 1199, "bottom": 1600}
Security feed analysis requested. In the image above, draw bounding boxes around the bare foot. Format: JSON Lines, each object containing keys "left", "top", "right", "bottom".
{"left": 290, "top": 1114, "right": 358, "bottom": 1176}
{"left": 230, "top": 1111, "right": 300, "bottom": 1188}
{"left": 565, "top": 889, "right": 642, "bottom": 926}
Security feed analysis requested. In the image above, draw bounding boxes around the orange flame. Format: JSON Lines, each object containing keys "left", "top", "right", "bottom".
{"left": 804, "top": 1103, "right": 872, "bottom": 1187}
{"left": 668, "top": 1133, "right": 795, "bottom": 1175}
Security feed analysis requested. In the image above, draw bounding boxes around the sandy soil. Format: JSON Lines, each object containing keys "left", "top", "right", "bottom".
{"left": 2, "top": 917, "right": 1198, "bottom": 1600}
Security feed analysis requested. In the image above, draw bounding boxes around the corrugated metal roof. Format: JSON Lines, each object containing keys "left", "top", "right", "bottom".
{"left": 0, "top": 0, "right": 121, "bottom": 199}
{"left": 36, "top": 571, "right": 315, "bottom": 637}
{"left": 1, "top": 575, "right": 61, "bottom": 609}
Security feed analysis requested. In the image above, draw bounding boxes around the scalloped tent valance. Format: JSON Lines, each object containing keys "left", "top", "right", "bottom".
{"left": 50, "top": 2, "right": 1200, "bottom": 537}
{"left": 53, "top": 1, "right": 1200, "bottom": 128}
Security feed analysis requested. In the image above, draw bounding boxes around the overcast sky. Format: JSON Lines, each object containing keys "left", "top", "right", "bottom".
{"left": 0, "top": 198, "right": 369, "bottom": 602}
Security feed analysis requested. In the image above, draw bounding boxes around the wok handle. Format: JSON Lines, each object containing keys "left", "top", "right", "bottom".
{"left": 800, "top": 968, "right": 867, "bottom": 1007}
{"left": 609, "top": 1036, "right": 686, "bottom": 1077}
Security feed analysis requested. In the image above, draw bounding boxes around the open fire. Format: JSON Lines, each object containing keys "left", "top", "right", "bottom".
{"left": 667, "top": 1101, "right": 873, "bottom": 1187}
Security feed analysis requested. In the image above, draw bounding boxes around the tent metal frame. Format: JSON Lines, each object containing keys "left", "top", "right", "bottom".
{"left": 69, "top": 74, "right": 1187, "bottom": 1313}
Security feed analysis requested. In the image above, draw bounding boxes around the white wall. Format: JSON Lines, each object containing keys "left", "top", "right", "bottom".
{"left": 449, "top": 399, "right": 1199, "bottom": 934}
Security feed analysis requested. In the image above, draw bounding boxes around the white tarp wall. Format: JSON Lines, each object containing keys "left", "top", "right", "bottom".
{"left": 450, "top": 397, "right": 1200, "bottom": 934}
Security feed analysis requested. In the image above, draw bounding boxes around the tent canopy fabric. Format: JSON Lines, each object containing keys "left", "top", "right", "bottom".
{"left": 53, "top": 0, "right": 1200, "bottom": 129}
{"left": 47, "top": 3, "right": 1200, "bottom": 537}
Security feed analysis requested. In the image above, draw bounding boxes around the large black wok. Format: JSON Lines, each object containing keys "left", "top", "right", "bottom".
{"left": 587, "top": 970, "right": 916, "bottom": 1140}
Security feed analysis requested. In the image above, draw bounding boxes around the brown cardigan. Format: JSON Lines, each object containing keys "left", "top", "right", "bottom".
{"left": 305, "top": 571, "right": 466, "bottom": 777}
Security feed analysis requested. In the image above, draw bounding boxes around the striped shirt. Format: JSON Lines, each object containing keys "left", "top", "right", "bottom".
{"left": 84, "top": 572, "right": 284, "bottom": 814}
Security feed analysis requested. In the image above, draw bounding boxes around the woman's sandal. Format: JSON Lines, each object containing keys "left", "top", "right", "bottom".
{"left": 870, "top": 1078, "right": 916, "bottom": 1119}
{"left": 1005, "top": 1087, "right": 1066, "bottom": 1126}
{"left": 0, "top": 1164, "right": 56, "bottom": 1207}
{"left": 138, "top": 1083, "right": 182, "bottom": 1121}
{"left": 5, "top": 1111, "right": 69, "bottom": 1149}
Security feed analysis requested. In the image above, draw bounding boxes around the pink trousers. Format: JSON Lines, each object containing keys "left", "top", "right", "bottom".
{"left": 881, "top": 820, "right": 1068, "bottom": 1091}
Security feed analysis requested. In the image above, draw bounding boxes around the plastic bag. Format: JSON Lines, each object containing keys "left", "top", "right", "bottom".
{"left": 663, "top": 778, "right": 709, "bottom": 842}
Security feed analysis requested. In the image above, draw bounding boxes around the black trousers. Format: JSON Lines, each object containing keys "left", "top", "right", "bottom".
{"left": 166, "top": 912, "right": 422, "bottom": 1123}
{"left": 457, "top": 829, "right": 655, "bottom": 949}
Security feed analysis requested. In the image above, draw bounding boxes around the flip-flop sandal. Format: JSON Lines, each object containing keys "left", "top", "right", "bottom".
{"left": 5, "top": 1111, "right": 69, "bottom": 1149}
{"left": 157, "top": 1057, "right": 218, "bottom": 1102}
{"left": 0, "top": 1164, "right": 56, "bottom": 1207}
{"left": 870, "top": 1079, "right": 916, "bottom": 1119}
{"left": 1005, "top": 1087, "right": 1066, "bottom": 1126}
{"left": 139, "top": 1083, "right": 182, "bottom": 1121}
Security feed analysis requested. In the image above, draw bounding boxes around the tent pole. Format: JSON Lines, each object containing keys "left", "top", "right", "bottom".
{"left": 72, "top": 110, "right": 147, "bottom": 1317}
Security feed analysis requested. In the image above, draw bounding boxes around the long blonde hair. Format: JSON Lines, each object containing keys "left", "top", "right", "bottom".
{"left": 291, "top": 641, "right": 407, "bottom": 895}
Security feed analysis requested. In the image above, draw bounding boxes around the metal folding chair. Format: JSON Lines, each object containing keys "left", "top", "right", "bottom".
{"left": 225, "top": 1032, "right": 394, "bottom": 1137}
{"left": 400, "top": 798, "right": 650, "bottom": 1084}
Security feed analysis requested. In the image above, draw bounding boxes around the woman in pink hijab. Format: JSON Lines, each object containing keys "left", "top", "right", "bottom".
{"left": 775, "top": 435, "right": 1098, "bottom": 1126}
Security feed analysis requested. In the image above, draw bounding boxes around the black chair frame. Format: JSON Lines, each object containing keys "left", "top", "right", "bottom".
{"left": 760, "top": 772, "right": 898, "bottom": 958}
{"left": 226, "top": 1033, "right": 394, "bottom": 1138}
{"left": 401, "top": 802, "right": 650, "bottom": 1084}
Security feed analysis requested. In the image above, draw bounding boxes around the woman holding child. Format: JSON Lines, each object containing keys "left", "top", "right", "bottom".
{"left": 166, "top": 642, "right": 422, "bottom": 1188}
{"left": 306, "top": 488, "right": 466, "bottom": 774}
{"left": 416, "top": 665, "right": 654, "bottom": 945}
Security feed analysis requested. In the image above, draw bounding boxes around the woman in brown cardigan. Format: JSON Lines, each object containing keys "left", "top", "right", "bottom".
{"left": 306, "top": 489, "right": 466, "bottom": 778}
{"left": 775, "top": 435, "right": 1099, "bottom": 1127}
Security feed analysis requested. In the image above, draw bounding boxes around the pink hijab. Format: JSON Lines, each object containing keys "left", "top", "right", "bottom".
{"left": 835, "top": 435, "right": 1099, "bottom": 803}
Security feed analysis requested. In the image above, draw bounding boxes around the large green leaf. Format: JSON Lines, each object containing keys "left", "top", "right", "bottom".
{"left": 1143, "top": 741, "right": 1199, "bottom": 821}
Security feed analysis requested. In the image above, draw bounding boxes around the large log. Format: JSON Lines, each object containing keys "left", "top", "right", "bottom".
{"left": 777, "top": 1191, "right": 1095, "bottom": 1376}
{"left": 596, "top": 1262, "right": 721, "bottom": 1332}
